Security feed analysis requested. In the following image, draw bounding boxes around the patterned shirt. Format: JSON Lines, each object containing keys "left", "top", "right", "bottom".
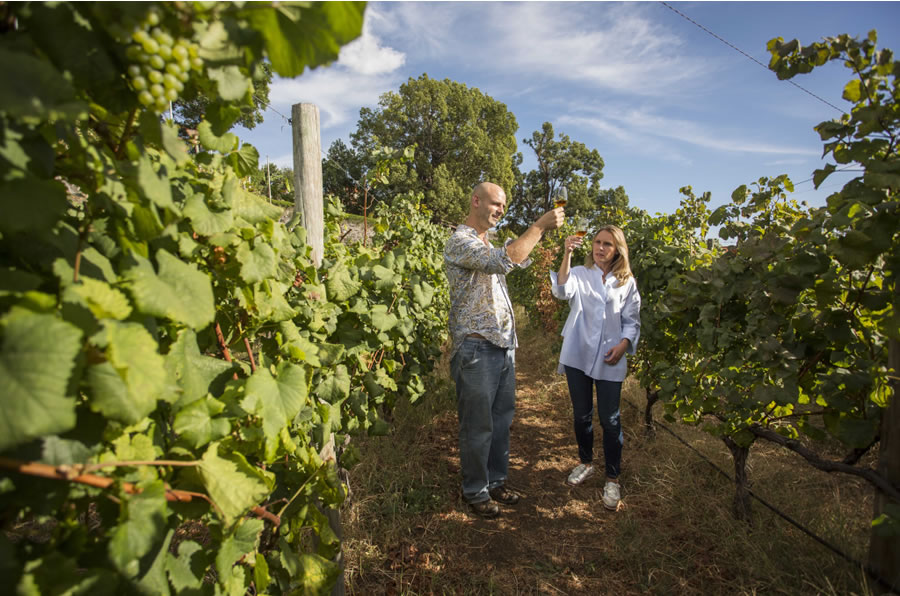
{"left": 443, "top": 225, "right": 530, "bottom": 359}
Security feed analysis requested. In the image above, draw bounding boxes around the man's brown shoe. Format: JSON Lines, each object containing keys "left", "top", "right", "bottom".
{"left": 489, "top": 485, "right": 520, "bottom": 505}
{"left": 469, "top": 500, "right": 500, "bottom": 519}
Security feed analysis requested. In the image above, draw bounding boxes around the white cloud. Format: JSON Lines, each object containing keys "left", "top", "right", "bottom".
{"left": 557, "top": 114, "right": 689, "bottom": 165}
{"left": 560, "top": 107, "right": 820, "bottom": 159}
{"left": 337, "top": 10, "right": 406, "bottom": 75}
{"left": 267, "top": 8, "right": 407, "bottom": 133}
{"left": 382, "top": 2, "right": 714, "bottom": 97}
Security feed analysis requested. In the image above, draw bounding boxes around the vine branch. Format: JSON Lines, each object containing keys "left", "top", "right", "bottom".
{"left": 747, "top": 425, "right": 900, "bottom": 502}
{"left": 0, "top": 456, "right": 280, "bottom": 526}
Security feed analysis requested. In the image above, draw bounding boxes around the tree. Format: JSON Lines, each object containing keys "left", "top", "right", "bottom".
{"left": 505, "top": 122, "right": 609, "bottom": 232}
{"left": 323, "top": 138, "right": 367, "bottom": 212}
{"left": 174, "top": 61, "right": 274, "bottom": 131}
{"left": 349, "top": 74, "right": 519, "bottom": 224}
{"left": 247, "top": 161, "right": 294, "bottom": 204}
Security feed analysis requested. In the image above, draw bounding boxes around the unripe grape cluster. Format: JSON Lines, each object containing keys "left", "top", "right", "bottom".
{"left": 123, "top": 9, "right": 203, "bottom": 113}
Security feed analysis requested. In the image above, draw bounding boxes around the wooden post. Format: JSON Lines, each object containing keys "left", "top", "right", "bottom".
{"left": 291, "top": 103, "right": 324, "bottom": 267}
{"left": 868, "top": 283, "right": 900, "bottom": 593}
{"left": 291, "top": 103, "right": 342, "bottom": 595}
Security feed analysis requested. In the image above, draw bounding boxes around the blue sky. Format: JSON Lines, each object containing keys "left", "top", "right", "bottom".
{"left": 237, "top": 1, "right": 900, "bottom": 217}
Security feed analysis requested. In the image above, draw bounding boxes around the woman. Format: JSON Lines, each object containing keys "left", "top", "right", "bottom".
{"left": 550, "top": 225, "right": 641, "bottom": 510}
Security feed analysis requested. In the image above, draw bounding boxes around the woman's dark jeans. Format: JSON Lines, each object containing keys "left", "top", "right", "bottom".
{"left": 563, "top": 365, "right": 623, "bottom": 479}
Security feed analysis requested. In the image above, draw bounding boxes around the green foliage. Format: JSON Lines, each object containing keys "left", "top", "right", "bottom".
{"left": 348, "top": 74, "right": 520, "bottom": 224}
{"left": 631, "top": 32, "right": 896, "bottom": 528}
{"left": 0, "top": 2, "right": 452, "bottom": 594}
{"left": 505, "top": 32, "right": 898, "bottom": 537}
{"left": 505, "top": 122, "right": 609, "bottom": 233}
{"left": 175, "top": 62, "right": 274, "bottom": 132}
{"left": 247, "top": 162, "right": 294, "bottom": 206}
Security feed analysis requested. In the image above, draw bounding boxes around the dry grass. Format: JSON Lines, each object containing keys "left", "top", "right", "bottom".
{"left": 341, "top": 310, "right": 877, "bottom": 595}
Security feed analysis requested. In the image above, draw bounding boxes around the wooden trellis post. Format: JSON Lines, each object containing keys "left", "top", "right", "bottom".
{"left": 291, "top": 103, "right": 324, "bottom": 267}
{"left": 291, "top": 103, "right": 344, "bottom": 595}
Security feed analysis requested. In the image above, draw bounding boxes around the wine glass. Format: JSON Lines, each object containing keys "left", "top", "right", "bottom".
{"left": 573, "top": 216, "right": 590, "bottom": 239}
{"left": 553, "top": 186, "right": 568, "bottom": 209}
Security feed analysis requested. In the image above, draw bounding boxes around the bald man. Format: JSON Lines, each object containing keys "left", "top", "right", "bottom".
{"left": 444, "top": 182, "right": 563, "bottom": 518}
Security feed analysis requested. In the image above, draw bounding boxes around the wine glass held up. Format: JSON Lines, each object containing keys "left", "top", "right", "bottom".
{"left": 574, "top": 216, "right": 590, "bottom": 238}
{"left": 553, "top": 186, "right": 568, "bottom": 209}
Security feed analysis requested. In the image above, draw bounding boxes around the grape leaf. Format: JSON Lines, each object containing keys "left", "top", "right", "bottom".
{"left": 208, "top": 65, "right": 252, "bottom": 102}
{"left": 0, "top": 307, "right": 82, "bottom": 451}
{"left": 108, "top": 482, "right": 169, "bottom": 579}
{"left": 183, "top": 190, "right": 235, "bottom": 236}
{"left": 241, "top": 362, "right": 308, "bottom": 459}
{"left": 325, "top": 262, "right": 360, "bottom": 302}
{"left": 215, "top": 519, "right": 264, "bottom": 583}
{"left": 0, "top": 178, "right": 68, "bottom": 236}
{"left": 198, "top": 443, "right": 273, "bottom": 525}
{"left": 0, "top": 48, "right": 87, "bottom": 122}
{"left": 198, "top": 120, "right": 239, "bottom": 154}
{"left": 87, "top": 320, "right": 167, "bottom": 424}
{"left": 236, "top": 241, "right": 278, "bottom": 284}
{"left": 173, "top": 396, "right": 231, "bottom": 449}
{"left": 165, "top": 328, "right": 235, "bottom": 407}
{"left": 125, "top": 250, "right": 215, "bottom": 329}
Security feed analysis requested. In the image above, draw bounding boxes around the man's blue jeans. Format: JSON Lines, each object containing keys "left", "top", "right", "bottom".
{"left": 563, "top": 365, "right": 623, "bottom": 479}
{"left": 450, "top": 337, "right": 516, "bottom": 504}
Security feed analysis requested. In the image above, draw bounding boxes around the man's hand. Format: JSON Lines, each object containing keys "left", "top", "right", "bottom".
{"left": 536, "top": 207, "right": 565, "bottom": 231}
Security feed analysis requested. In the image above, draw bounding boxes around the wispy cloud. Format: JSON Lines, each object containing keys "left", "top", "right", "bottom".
{"left": 560, "top": 107, "right": 820, "bottom": 159}
{"left": 764, "top": 158, "right": 811, "bottom": 166}
{"left": 377, "top": 2, "right": 713, "bottom": 98}
{"left": 556, "top": 114, "right": 693, "bottom": 165}
{"left": 494, "top": 3, "right": 708, "bottom": 96}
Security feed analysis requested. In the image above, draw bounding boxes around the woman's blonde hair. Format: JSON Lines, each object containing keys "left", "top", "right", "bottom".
{"left": 584, "top": 224, "right": 633, "bottom": 284}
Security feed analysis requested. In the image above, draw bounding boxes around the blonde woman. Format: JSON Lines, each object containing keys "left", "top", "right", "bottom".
{"left": 550, "top": 225, "right": 641, "bottom": 510}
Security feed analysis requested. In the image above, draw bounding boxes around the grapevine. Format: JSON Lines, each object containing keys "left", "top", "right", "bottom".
{"left": 0, "top": 2, "right": 454, "bottom": 594}
{"left": 121, "top": 8, "right": 202, "bottom": 112}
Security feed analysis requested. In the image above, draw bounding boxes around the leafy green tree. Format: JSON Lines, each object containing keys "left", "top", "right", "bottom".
{"left": 349, "top": 74, "right": 519, "bottom": 224}
{"left": 323, "top": 138, "right": 367, "bottom": 211}
{"left": 174, "top": 61, "right": 274, "bottom": 131}
{"left": 247, "top": 161, "right": 294, "bottom": 205}
{"left": 505, "top": 122, "right": 609, "bottom": 232}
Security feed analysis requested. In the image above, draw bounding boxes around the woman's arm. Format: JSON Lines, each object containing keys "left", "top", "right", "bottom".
{"left": 556, "top": 235, "right": 582, "bottom": 285}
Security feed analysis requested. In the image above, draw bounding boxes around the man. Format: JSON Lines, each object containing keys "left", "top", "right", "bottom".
{"left": 444, "top": 182, "right": 564, "bottom": 518}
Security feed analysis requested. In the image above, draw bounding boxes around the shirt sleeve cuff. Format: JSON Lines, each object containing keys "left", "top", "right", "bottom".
{"left": 501, "top": 239, "right": 530, "bottom": 269}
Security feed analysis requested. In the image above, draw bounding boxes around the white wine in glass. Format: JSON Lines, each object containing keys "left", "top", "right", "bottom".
{"left": 553, "top": 186, "right": 568, "bottom": 208}
{"left": 574, "top": 216, "right": 589, "bottom": 238}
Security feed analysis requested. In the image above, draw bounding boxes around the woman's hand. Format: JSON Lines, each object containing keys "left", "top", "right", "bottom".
{"left": 564, "top": 235, "right": 584, "bottom": 254}
{"left": 604, "top": 339, "right": 630, "bottom": 365}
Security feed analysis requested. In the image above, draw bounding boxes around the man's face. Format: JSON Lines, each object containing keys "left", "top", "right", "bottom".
{"left": 477, "top": 189, "right": 506, "bottom": 228}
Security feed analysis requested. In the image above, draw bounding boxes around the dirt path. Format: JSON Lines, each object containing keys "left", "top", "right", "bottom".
{"left": 433, "top": 331, "right": 644, "bottom": 594}
{"left": 344, "top": 323, "right": 873, "bottom": 594}
{"left": 345, "top": 324, "right": 662, "bottom": 594}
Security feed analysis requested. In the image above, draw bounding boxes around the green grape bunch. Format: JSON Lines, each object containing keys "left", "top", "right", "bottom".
{"left": 121, "top": 8, "right": 203, "bottom": 113}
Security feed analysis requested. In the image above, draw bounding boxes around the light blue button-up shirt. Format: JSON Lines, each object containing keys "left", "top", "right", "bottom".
{"left": 550, "top": 266, "right": 641, "bottom": 382}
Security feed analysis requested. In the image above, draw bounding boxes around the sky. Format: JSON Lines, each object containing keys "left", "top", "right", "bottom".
{"left": 237, "top": 1, "right": 900, "bottom": 218}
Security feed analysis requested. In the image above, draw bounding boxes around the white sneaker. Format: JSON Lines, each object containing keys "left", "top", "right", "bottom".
{"left": 602, "top": 481, "right": 621, "bottom": 510}
{"left": 566, "top": 463, "right": 594, "bottom": 486}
